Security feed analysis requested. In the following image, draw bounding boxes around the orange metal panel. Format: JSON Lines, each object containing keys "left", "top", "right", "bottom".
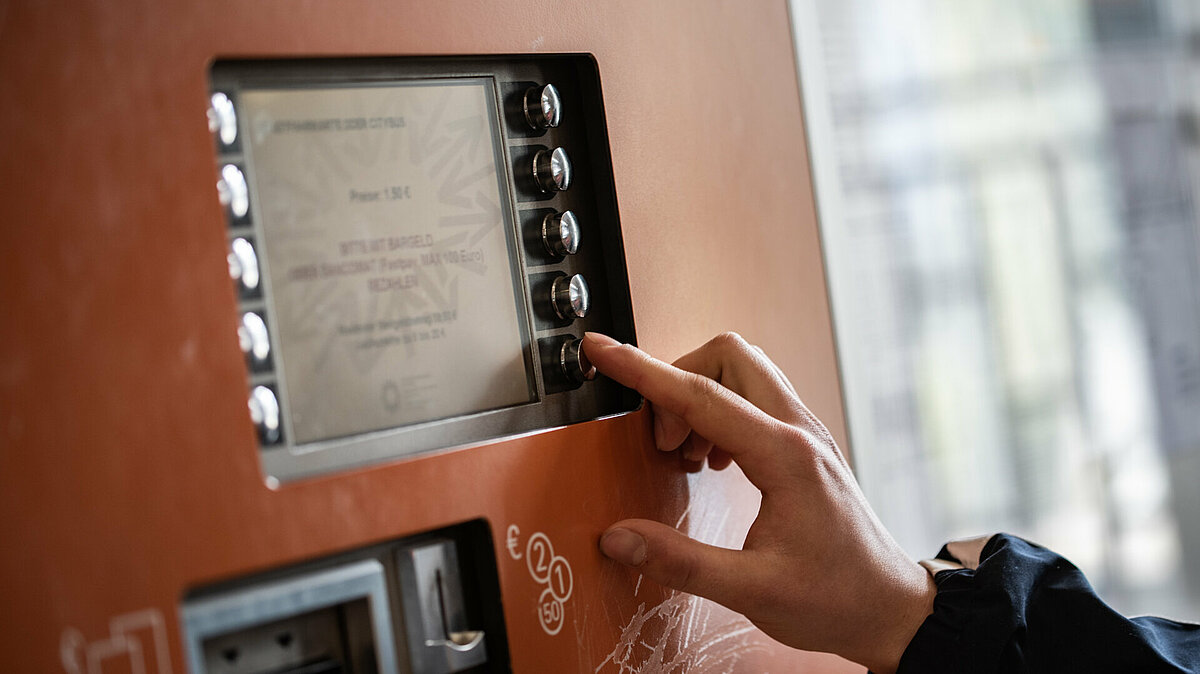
{"left": 0, "top": 0, "right": 859, "bottom": 671}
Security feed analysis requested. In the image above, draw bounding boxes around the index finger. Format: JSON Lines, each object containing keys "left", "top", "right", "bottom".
{"left": 583, "top": 332, "right": 796, "bottom": 486}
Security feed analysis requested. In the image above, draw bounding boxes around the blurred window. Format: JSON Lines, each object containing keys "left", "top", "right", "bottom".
{"left": 792, "top": 0, "right": 1200, "bottom": 619}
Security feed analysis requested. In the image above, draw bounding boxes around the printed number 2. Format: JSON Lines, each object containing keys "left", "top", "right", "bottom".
{"left": 526, "top": 533, "right": 554, "bottom": 585}
{"left": 533, "top": 539, "right": 549, "bottom": 575}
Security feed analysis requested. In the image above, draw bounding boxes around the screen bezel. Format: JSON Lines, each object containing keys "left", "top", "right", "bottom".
{"left": 212, "top": 56, "right": 642, "bottom": 484}
{"left": 238, "top": 77, "right": 539, "bottom": 446}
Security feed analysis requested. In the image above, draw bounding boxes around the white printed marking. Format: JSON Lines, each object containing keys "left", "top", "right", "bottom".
{"left": 87, "top": 635, "right": 142, "bottom": 674}
{"left": 60, "top": 629, "right": 85, "bottom": 674}
{"left": 506, "top": 524, "right": 522, "bottom": 560}
{"left": 548, "top": 555, "right": 574, "bottom": 602}
{"left": 512, "top": 526, "right": 576, "bottom": 636}
{"left": 537, "top": 587, "right": 566, "bottom": 635}
{"left": 525, "top": 532, "right": 554, "bottom": 584}
{"left": 61, "top": 608, "right": 172, "bottom": 674}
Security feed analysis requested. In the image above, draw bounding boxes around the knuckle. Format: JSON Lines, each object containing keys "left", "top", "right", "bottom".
{"left": 710, "top": 332, "right": 763, "bottom": 379}
{"left": 778, "top": 424, "right": 826, "bottom": 468}
{"left": 779, "top": 424, "right": 812, "bottom": 454}
{"left": 710, "top": 331, "right": 747, "bottom": 353}
{"left": 782, "top": 424, "right": 846, "bottom": 477}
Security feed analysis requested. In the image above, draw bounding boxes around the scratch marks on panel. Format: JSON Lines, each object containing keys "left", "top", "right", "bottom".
{"left": 595, "top": 486, "right": 772, "bottom": 673}
{"left": 594, "top": 593, "right": 769, "bottom": 673}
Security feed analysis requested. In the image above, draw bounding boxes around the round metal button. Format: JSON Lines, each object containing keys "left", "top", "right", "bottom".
{"left": 228, "top": 237, "right": 260, "bottom": 295}
{"left": 238, "top": 311, "right": 271, "bottom": 367}
{"left": 542, "top": 210, "right": 581, "bottom": 257}
{"left": 523, "top": 83, "right": 562, "bottom": 130}
{"left": 217, "top": 164, "right": 249, "bottom": 219}
{"left": 561, "top": 337, "right": 596, "bottom": 384}
{"left": 208, "top": 92, "right": 238, "bottom": 146}
{"left": 532, "top": 147, "right": 572, "bottom": 193}
{"left": 248, "top": 385, "right": 281, "bottom": 445}
{"left": 551, "top": 273, "right": 590, "bottom": 320}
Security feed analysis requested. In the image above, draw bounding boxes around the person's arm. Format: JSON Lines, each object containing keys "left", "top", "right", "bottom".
{"left": 900, "top": 533, "right": 1200, "bottom": 673}
{"left": 583, "top": 332, "right": 1200, "bottom": 673}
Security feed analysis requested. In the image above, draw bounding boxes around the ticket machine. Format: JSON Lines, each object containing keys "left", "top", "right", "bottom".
{"left": 0, "top": 1, "right": 855, "bottom": 671}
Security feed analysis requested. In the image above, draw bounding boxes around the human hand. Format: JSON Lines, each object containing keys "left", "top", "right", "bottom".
{"left": 583, "top": 332, "right": 935, "bottom": 674}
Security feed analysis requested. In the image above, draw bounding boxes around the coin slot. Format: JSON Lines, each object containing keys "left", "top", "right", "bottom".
{"left": 395, "top": 539, "right": 488, "bottom": 673}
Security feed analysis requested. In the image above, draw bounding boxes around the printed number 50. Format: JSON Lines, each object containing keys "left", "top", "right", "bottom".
{"left": 537, "top": 588, "right": 565, "bottom": 635}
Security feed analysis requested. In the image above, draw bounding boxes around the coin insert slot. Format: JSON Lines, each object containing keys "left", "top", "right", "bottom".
{"left": 396, "top": 539, "right": 488, "bottom": 672}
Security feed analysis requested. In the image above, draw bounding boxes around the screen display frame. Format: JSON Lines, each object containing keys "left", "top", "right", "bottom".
{"left": 212, "top": 56, "right": 642, "bottom": 483}
{"left": 239, "top": 77, "right": 538, "bottom": 446}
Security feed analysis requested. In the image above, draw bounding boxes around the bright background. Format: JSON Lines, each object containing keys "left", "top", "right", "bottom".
{"left": 793, "top": 0, "right": 1200, "bottom": 620}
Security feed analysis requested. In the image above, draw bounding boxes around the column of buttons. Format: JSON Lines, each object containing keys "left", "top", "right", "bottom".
{"left": 512, "top": 82, "right": 595, "bottom": 391}
{"left": 209, "top": 90, "right": 283, "bottom": 446}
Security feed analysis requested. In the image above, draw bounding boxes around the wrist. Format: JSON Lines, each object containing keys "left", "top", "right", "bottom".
{"left": 862, "top": 561, "right": 937, "bottom": 674}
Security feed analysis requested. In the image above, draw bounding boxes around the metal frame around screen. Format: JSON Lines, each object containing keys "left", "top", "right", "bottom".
{"left": 211, "top": 56, "right": 641, "bottom": 483}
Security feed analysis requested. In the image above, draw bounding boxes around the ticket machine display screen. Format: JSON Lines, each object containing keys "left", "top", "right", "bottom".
{"left": 242, "top": 80, "right": 534, "bottom": 444}
{"left": 213, "top": 56, "right": 638, "bottom": 480}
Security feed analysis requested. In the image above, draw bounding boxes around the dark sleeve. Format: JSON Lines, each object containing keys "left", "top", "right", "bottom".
{"left": 896, "top": 534, "right": 1200, "bottom": 673}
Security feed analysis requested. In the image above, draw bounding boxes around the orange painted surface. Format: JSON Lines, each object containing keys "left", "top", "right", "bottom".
{"left": 0, "top": 0, "right": 861, "bottom": 671}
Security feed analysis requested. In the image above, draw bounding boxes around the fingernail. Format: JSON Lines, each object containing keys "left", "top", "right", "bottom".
{"left": 584, "top": 331, "right": 620, "bottom": 348}
{"left": 600, "top": 528, "right": 646, "bottom": 567}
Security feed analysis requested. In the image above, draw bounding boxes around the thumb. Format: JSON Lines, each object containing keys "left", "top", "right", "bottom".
{"left": 599, "top": 519, "right": 748, "bottom": 609}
